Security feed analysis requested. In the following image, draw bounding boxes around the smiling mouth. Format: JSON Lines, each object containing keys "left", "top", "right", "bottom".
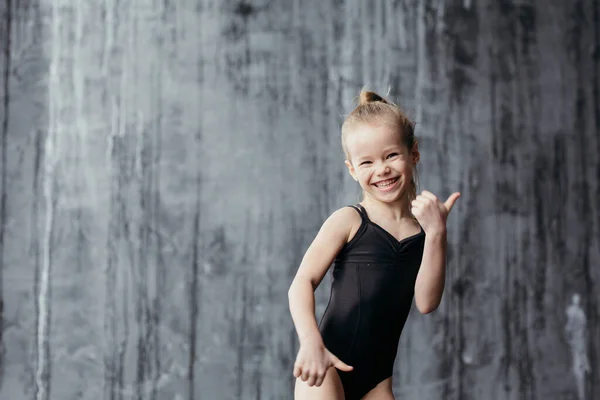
{"left": 373, "top": 177, "right": 399, "bottom": 188}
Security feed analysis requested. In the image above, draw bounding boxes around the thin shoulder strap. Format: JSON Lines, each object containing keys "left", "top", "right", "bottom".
{"left": 349, "top": 204, "right": 368, "bottom": 221}
{"left": 354, "top": 204, "right": 371, "bottom": 221}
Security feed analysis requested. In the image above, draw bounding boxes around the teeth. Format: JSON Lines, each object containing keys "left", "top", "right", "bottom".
{"left": 376, "top": 178, "right": 397, "bottom": 187}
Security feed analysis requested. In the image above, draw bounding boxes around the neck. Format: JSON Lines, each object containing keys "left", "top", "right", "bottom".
{"left": 362, "top": 195, "right": 413, "bottom": 221}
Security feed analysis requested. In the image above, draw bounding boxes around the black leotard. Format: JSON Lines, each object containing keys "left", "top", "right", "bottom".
{"left": 318, "top": 204, "right": 425, "bottom": 400}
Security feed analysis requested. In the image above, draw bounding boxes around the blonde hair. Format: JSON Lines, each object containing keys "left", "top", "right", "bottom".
{"left": 341, "top": 89, "right": 419, "bottom": 202}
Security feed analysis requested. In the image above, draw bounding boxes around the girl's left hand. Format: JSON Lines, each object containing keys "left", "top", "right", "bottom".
{"left": 411, "top": 190, "right": 461, "bottom": 234}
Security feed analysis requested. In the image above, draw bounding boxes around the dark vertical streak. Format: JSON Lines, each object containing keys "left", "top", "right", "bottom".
{"left": 188, "top": 156, "right": 201, "bottom": 400}
{"left": 40, "top": 196, "right": 55, "bottom": 400}
{"left": 150, "top": 67, "right": 164, "bottom": 400}
{"left": 549, "top": 137, "right": 567, "bottom": 270}
{"left": 351, "top": 2, "right": 363, "bottom": 91}
{"left": 490, "top": 3, "right": 538, "bottom": 399}
{"left": 488, "top": 7, "right": 511, "bottom": 394}
{"left": 222, "top": 3, "right": 252, "bottom": 95}
{"left": 500, "top": 242, "right": 512, "bottom": 396}
{"left": 515, "top": 2, "right": 537, "bottom": 399}
{"left": 458, "top": 164, "right": 482, "bottom": 400}
{"left": 105, "top": 139, "right": 118, "bottom": 400}
{"left": 426, "top": 2, "right": 452, "bottom": 398}
{"left": 135, "top": 124, "right": 148, "bottom": 398}
{"left": 30, "top": 130, "right": 42, "bottom": 400}
{"left": 320, "top": 21, "right": 331, "bottom": 215}
{"left": 129, "top": 138, "right": 151, "bottom": 399}
{"left": 144, "top": 127, "right": 160, "bottom": 399}
{"left": 135, "top": 210, "right": 146, "bottom": 398}
{"left": 441, "top": 2, "right": 482, "bottom": 398}
{"left": 515, "top": 274, "right": 533, "bottom": 400}
{"left": 330, "top": 2, "right": 346, "bottom": 196}
{"left": 137, "top": 124, "right": 156, "bottom": 400}
{"left": 117, "top": 139, "right": 130, "bottom": 400}
{"left": 236, "top": 273, "right": 249, "bottom": 399}
{"left": 0, "top": 0, "right": 11, "bottom": 389}
{"left": 446, "top": 2, "right": 478, "bottom": 105}
{"left": 75, "top": 207, "right": 85, "bottom": 274}
{"left": 106, "top": 135, "right": 131, "bottom": 400}
{"left": 365, "top": 0, "right": 375, "bottom": 85}
{"left": 435, "top": 0, "right": 452, "bottom": 211}
{"left": 594, "top": 0, "right": 600, "bottom": 251}
{"left": 531, "top": 142, "right": 550, "bottom": 333}
{"left": 129, "top": 15, "right": 150, "bottom": 400}
{"left": 150, "top": 205, "right": 162, "bottom": 400}
{"left": 103, "top": 0, "right": 119, "bottom": 392}
{"left": 570, "top": 2, "right": 596, "bottom": 399}
{"left": 187, "top": 12, "right": 204, "bottom": 390}
{"left": 591, "top": 1, "right": 600, "bottom": 395}
{"left": 253, "top": 366, "right": 262, "bottom": 400}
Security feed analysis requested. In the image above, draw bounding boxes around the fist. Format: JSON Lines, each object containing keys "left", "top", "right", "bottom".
{"left": 410, "top": 190, "right": 460, "bottom": 234}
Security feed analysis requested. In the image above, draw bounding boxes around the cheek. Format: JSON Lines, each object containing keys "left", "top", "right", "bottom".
{"left": 356, "top": 168, "right": 373, "bottom": 182}
{"left": 393, "top": 159, "right": 413, "bottom": 174}
{"left": 399, "top": 163, "right": 416, "bottom": 182}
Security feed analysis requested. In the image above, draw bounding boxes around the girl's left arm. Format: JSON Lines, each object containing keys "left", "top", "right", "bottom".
{"left": 414, "top": 230, "right": 447, "bottom": 314}
{"left": 411, "top": 190, "right": 461, "bottom": 314}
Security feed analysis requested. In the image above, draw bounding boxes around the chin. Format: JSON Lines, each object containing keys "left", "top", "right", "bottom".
{"left": 368, "top": 190, "right": 407, "bottom": 204}
{"left": 381, "top": 194, "right": 406, "bottom": 203}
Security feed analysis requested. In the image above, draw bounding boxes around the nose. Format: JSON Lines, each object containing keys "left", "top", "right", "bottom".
{"left": 376, "top": 163, "right": 391, "bottom": 176}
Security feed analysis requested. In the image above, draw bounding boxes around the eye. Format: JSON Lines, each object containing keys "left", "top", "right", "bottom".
{"left": 387, "top": 153, "right": 399, "bottom": 159}
{"left": 360, "top": 161, "right": 372, "bottom": 166}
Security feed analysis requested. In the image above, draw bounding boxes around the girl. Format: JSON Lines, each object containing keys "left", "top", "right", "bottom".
{"left": 288, "top": 90, "right": 460, "bottom": 400}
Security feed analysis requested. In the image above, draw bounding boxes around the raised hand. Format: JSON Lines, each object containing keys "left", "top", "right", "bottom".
{"left": 410, "top": 190, "right": 460, "bottom": 234}
{"left": 293, "top": 339, "right": 353, "bottom": 387}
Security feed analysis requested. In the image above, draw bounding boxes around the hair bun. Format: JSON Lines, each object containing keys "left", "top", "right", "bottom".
{"left": 359, "top": 90, "right": 388, "bottom": 105}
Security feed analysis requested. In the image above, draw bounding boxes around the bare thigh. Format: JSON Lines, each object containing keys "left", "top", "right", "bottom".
{"left": 294, "top": 367, "right": 344, "bottom": 400}
{"left": 361, "top": 377, "right": 394, "bottom": 400}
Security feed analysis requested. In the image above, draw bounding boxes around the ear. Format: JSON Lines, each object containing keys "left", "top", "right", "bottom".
{"left": 411, "top": 141, "right": 420, "bottom": 166}
{"left": 345, "top": 160, "right": 358, "bottom": 181}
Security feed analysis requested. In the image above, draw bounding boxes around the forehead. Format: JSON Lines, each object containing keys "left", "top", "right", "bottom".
{"left": 345, "top": 123, "right": 405, "bottom": 157}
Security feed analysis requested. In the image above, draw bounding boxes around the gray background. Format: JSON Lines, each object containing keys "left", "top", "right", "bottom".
{"left": 0, "top": 0, "right": 599, "bottom": 399}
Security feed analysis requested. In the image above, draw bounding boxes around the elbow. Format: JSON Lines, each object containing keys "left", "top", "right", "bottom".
{"left": 287, "top": 285, "right": 296, "bottom": 310}
{"left": 416, "top": 301, "right": 439, "bottom": 315}
{"left": 414, "top": 289, "right": 442, "bottom": 314}
{"left": 288, "top": 275, "right": 301, "bottom": 295}
{"left": 418, "top": 305, "right": 437, "bottom": 315}
{"left": 287, "top": 282, "right": 296, "bottom": 301}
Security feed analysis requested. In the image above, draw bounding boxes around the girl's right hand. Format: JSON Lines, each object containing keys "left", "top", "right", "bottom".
{"left": 293, "top": 339, "right": 353, "bottom": 387}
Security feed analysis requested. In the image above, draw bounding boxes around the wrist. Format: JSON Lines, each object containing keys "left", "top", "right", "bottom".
{"left": 298, "top": 331, "right": 324, "bottom": 346}
{"left": 425, "top": 228, "right": 447, "bottom": 238}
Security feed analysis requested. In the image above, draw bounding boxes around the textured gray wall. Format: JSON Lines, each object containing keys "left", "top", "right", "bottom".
{"left": 0, "top": 1, "right": 598, "bottom": 399}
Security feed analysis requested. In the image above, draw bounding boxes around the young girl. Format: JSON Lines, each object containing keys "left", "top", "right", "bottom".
{"left": 288, "top": 90, "right": 460, "bottom": 400}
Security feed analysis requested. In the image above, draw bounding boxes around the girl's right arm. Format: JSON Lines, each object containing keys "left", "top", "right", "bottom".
{"left": 287, "top": 207, "right": 358, "bottom": 387}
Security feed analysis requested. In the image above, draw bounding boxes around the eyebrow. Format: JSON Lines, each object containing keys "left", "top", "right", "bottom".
{"left": 383, "top": 145, "right": 403, "bottom": 152}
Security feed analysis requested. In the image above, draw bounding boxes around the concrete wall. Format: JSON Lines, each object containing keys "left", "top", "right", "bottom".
{"left": 0, "top": 1, "right": 598, "bottom": 399}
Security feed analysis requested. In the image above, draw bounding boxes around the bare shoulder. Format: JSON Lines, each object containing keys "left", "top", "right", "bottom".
{"left": 293, "top": 206, "right": 363, "bottom": 287}
{"left": 325, "top": 206, "right": 362, "bottom": 243}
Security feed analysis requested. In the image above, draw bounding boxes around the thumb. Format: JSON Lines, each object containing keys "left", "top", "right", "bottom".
{"left": 329, "top": 353, "right": 353, "bottom": 372}
{"left": 443, "top": 192, "right": 461, "bottom": 213}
